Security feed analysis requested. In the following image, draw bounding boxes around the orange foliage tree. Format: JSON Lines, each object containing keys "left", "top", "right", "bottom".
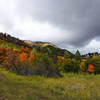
{"left": 20, "top": 52, "right": 28, "bottom": 63}
{"left": 20, "top": 46, "right": 30, "bottom": 53}
{"left": 57, "top": 56, "right": 66, "bottom": 62}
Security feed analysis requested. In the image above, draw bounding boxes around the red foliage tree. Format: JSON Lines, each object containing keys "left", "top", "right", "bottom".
{"left": 88, "top": 64, "right": 94, "bottom": 73}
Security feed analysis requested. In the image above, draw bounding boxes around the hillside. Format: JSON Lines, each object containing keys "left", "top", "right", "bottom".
{"left": 0, "top": 32, "right": 75, "bottom": 77}
{"left": 0, "top": 32, "right": 74, "bottom": 57}
{"left": 24, "top": 40, "right": 74, "bottom": 57}
{"left": 0, "top": 32, "right": 32, "bottom": 49}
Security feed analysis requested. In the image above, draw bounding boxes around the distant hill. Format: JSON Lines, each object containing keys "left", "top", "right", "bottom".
{"left": 0, "top": 32, "right": 74, "bottom": 57}
{"left": 24, "top": 40, "right": 74, "bottom": 57}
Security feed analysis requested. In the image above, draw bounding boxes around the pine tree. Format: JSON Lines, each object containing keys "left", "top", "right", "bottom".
{"left": 75, "top": 50, "right": 81, "bottom": 60}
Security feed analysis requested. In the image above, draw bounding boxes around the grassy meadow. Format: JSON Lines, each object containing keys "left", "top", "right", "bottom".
{"left": 0, "top": 68, "right": 100, "bottom": 100}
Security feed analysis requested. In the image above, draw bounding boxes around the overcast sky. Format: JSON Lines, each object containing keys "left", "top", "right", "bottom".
{"left": 0, "top": 0, "right": 100, "bottom": 54}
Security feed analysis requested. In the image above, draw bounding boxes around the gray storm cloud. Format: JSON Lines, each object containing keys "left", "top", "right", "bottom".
{"left": 17, "top": 0, "right": 100, "bottom": 47}
{"left": 0, "top": 0, "right": 100, "bottom": 50}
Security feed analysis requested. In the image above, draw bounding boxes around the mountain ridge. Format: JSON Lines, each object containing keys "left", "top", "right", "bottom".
{"left": 0, "top": 32, "right": 74, "bottom": 57}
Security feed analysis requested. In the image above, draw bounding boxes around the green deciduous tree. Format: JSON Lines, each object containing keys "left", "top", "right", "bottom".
{"left": 64, "top": 51, "right": 71, "bottom": 59}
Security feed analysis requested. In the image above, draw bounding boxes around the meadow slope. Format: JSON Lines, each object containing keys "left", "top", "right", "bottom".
{"left": 0, "top": 68, "right": 100, "bottom": 100}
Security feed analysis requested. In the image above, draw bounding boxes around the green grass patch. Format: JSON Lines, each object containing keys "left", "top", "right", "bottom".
{"left": 0, "top": 69, "right": 100, "bottom": 100}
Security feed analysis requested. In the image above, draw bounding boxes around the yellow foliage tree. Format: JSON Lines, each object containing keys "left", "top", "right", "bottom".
{"left": 80, "top": 61, "right": 86, "bottom": 72}
{"left": 57, "top": 56, "right": 66, "bottom": 62}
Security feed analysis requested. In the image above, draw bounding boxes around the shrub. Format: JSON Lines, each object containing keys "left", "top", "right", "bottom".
{"left": 1, "top": 47, "right": 61, "bottom": 77}
{"left": 59, "top": 59, "right": 80, "bottom": 73}
{"left": 86, "top": 58, "right": 100, "bottom": 74}
{"left": 33, "top": 53, "right": 61, "bottom": 77}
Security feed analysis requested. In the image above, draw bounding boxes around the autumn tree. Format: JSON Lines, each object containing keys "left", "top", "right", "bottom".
{"left": 20, "top": 52, "right": 28, "bottom": 63}
{"left": 57, "top": 56, "right": 66, "bottom": 62}
{"left": 86, "top": 58, "right": 100, "bottom": 74}
{"left": 88, "top": 64, "right": 94, "bottom": 74}
{"left": 0, "top": 48, "right": 6, "bottom": 63}
{"left": 20, "top": 46, "right": 30, "bottom": 53}
{"left": 80, "top": 60, "right": 86, "bottom": 72}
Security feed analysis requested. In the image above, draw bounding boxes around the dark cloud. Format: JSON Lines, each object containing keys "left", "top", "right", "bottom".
{"left": 17, "top": 0, "right": 100, "bottom": 47}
